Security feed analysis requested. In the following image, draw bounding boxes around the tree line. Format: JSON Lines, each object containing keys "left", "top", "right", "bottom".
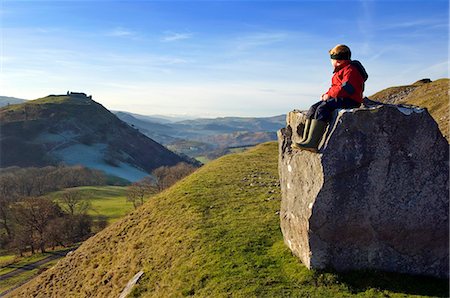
{"left": 0, "top": 165, "right": 106, "bottom": 255}
{"left": 0, "top": 162, "right": 198, "bottom": 256}
{"left": 126, "top": 162, "right": 197, "bottom": 208}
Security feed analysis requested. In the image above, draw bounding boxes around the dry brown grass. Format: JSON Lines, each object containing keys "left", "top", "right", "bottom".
{"left": 370, "top": 78, "right": 449, "bottom": 140}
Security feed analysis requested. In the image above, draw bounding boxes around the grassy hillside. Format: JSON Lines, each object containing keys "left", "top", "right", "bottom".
{"left": 397, "top": 79, "right": 449, "bottom": 140}
{"left": 370, "top": 78, "right": 449, "bottom": 140}
{"left": 9, "top": 142, "right": 448, "bottom": 297}
{"left": 0, "top": 93, "right": 195, "bottom": 179}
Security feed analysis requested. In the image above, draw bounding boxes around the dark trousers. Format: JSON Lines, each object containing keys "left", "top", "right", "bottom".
{"left": 306, "top": 98, "right": 361, "bottom": 122}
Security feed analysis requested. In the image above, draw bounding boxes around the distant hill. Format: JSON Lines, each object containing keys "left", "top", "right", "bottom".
{"left": 115, "top": 112, "right": 286, "bottom": 159}
{"left": 199, "top": 130, "right": 276, "bottom": 148}
{"left": 114, "top": 111, "right": 179, "bottom": 144}
{"left": 0, "top": 93, "right": 195, "bottom": 181}
{"left": 369, "top": 78, "right": 449, "bottom": 140}
{"left": 9, "top": 143, "right": 448, "bottom": 297}
{"left": 174, "top": 115, "right": 286, "bottom": 134}
{"left": 0, "top": 96, "right": 27, "bottom": 107}
{"left": 129, "top": 112, "right": 196, "bottom": 123}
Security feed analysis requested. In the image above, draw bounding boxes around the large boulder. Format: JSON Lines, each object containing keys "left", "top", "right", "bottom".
{"left": 278, "top": 102, "right": 449, "bottom": 278}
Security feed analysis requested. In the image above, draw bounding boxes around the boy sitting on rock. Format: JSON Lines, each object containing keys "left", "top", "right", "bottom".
{"left": 292, "top": 44, "right": 368, "bottom": 152}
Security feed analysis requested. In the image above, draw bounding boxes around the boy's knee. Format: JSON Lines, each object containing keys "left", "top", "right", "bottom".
{"left": 307, "top": 101, "right": 323, "bottom": 118}
{"left": 315, "top": 109, "right": 332, "bottom": 122}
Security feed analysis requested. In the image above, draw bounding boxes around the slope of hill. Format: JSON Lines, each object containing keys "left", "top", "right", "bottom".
{"left": 0, "top": 93, "right": 194, "bottom": 181}
{"left": 370, "top": 78, "right": 449, "bottom": 140}
{"left": 0, "top": 96, "right": 27, "bottom": 107}
{"left": 9, "top": 142, "right": 448, "bottom": 297}
{"left": 114, "top": 112, "right": 180, "bottom": 144}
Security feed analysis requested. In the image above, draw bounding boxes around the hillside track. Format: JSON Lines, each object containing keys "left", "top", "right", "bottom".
{"left": 0, "top": 248, "right": 75, "bottom": 297}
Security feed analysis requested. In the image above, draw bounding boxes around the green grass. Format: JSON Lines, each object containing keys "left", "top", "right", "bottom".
{"left": 196, "top": 147, "right": 250, "bottom": 164}
{"left": 0, "top": 259, "right": 59, "bottom": 294}
{"left": 29, "top": 94, "right": 93, "bottom": 105}
{"left": 228, "top": 147, "right": 250, "bottom": 154}
{"left": 10, "top": 142, "right": 448, "bottom": 298}
{"left": 29, "top": 95, "right": 72, "bottom": 105}
{"left": 0, "top": 255, "right": 15, "bottom": 266}
{"left": 0, "top": 245, "right": 77, "bottom": 276}
{"left": 0, "top": 253, "right": 50, "bottom": 276}
{"left": 82, "top": 186, "right": 132, "bottom": 223}
{"left": 195, "top": 156, "right": 211, "bottom": 164}
{"left": 0, "top": 267, "right": 39, "bottom": 294}
{"left": 48, "top": 185, "right": 133, "bottom": 223}
{"left": 104, "top": 174, "right": 132, "bottom": 186}
{"left": 0, "top": 96, "right": 71, "bottom": 112}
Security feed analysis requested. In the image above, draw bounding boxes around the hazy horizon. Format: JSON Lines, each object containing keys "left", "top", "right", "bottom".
{"left": 1, "top": 0, "right": 448, "bottom": 118}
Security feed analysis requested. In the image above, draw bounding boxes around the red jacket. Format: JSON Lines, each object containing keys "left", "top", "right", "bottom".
{"left": 326, "top": 60, "right": 368, "bottom": 103}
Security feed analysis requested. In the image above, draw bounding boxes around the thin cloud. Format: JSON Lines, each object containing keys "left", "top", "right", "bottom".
{"left": 161, "top": 31, "right": 193, "bottom": 42}
{"left": 377, "top": 18, "right": 447, "bottom": 31}
{"left": 357, "top": 0, "right": 374, "bottom": 55}
{"left": 418, "top": 61, "right": 449, "bottom": 78}
{"left": 234, "top": 32, "right": 288, "bottom": 51}
{"left": 107, "top": 27, "right": 136, "bottom": 37}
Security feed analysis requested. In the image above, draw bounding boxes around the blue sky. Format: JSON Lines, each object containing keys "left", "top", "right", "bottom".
{"left": 1, "top": 0, "right": 448, "bottom": 117}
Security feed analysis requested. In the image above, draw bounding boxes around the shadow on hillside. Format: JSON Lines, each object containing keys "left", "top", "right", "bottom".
{"left": 324, "top": 269, "right": 449, "bottom": 297}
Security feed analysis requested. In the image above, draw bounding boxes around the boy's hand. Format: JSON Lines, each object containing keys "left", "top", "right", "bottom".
{"left": 321, "top": 93, "right": 330, "bottom": 101}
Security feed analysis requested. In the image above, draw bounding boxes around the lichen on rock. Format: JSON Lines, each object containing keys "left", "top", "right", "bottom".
{"left": 278, "top": 101, "right": 449, "bottom": 278}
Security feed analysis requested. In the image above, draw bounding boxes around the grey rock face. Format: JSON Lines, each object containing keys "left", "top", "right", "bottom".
{"left": 278, "top": 103, "right": 449, "bottom": 278}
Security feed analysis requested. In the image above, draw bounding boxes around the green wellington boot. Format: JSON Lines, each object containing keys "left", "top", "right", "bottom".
{"left": 291, "top": 118, "right": 311, "bottom": 149}
{"left": 299, "top": 118, "right": 311, "bottom": 143}
{"left": 294, "top": 119, "right": 327, "bottom": 152}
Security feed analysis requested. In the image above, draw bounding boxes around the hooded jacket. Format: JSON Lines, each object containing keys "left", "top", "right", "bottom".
{"left": 326, "top": 60, "right": 368, "bottom": 103}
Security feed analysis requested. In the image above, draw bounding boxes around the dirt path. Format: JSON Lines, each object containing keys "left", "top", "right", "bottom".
{"left": 0, "top": 248, "right": 74, "bottom": 297}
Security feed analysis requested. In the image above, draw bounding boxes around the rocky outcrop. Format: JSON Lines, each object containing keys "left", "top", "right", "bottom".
{"left": 278, "top": 101, "right": 449, "bottom": 278}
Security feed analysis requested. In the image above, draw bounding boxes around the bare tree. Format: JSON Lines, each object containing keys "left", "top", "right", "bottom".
{"left": 63, "top": 214, "right": 92, "bottom": 243}
{"left": 0, "top": 172, "right": 19, "bottom": 199}
{"left": 91, "top": 215, "right": 108, "bottom": 233}
{"left": 0, "top": 174, "right": 19, "bottom": 241}
{"left": 34, "top": 166, "right": 55, "bottom": 196}
{"left": 46, "top": 217, "right": 66, "bottom": 250}
{"left": 15, "top": 168, "right": 37, "bottom": 197}
{"left": 126, "top": 176, "right": 157, "bottom": 208}
{"left": 12, "top": 197, "right": 62, "bottom": 253}
{"left": 0, "top": 197, "right": 13, "bottom": 242}
{"left": 10, "top": 225, "right": 34, "bottom": 256}
{"left": 152, "top": 162, "right": 197, "bottom": 191}
{"left": 152, "top": 166, "right": 169, "bottom": 191}
{"left": 58, "top": 189, "right": 91, "bottom": 216}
